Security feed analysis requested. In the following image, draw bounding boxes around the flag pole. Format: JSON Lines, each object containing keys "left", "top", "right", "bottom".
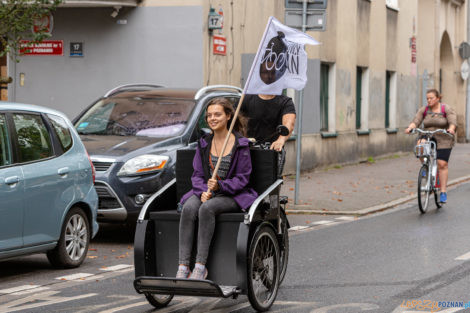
{"left": 207, "top": 17, "right": 274, "bottom": 190}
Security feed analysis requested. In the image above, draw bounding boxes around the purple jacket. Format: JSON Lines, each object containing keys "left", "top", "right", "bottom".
{"left": 179, "top": 133, "right": 258, "bottom": 211}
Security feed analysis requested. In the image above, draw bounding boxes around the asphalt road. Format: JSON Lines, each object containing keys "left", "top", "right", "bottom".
{"left": 1, "top": 183, "right": 470, "bottom": 313}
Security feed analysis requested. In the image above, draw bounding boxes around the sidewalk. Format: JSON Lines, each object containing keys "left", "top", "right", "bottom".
{"left": 283, "top": 143, "right": 470, "bottom": 215}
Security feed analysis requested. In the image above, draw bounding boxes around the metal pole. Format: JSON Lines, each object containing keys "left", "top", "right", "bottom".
{"left": 466, "top": 1, "right": 470, "bottom": 141}
{"left": 294, "top": 0, "right": 307, "bottom": 205}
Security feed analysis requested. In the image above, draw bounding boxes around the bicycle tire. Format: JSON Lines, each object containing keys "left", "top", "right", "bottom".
{"left": 417, "top": 165, "right": 430, "bottom": 214}
{"left": 433, "top": 190, "right": 441, "bottom": 209}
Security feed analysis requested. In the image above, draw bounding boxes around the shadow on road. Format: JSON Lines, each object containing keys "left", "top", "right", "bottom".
{"left": 92, "top": 223, "right": 135, "bottom": 244}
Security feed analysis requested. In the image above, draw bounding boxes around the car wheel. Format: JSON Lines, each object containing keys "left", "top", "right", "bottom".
{"left": 47, "top": 207, "right": 90, "bottom": 268}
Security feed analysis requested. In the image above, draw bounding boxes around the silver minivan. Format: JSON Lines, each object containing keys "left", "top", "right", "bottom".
{"left": 0, "top": 102, "right": 98, "bottom": 268}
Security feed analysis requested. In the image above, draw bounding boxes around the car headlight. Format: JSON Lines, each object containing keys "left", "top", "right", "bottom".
{"left": 117, "top": 155, "right": 169, "bottom": 176}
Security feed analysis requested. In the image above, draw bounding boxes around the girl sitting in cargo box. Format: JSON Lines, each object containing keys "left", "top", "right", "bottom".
{"left": 176, "top": 97, "right": 258, "bottom": 280}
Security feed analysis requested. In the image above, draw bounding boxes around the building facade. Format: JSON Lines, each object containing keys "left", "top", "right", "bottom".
{"left": 3, "top": 0, "right": 468, "bottom": 172}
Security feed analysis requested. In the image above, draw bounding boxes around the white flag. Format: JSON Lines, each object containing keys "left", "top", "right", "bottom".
{"left": 244, "top": 16, "right": 320, "bottom": 95}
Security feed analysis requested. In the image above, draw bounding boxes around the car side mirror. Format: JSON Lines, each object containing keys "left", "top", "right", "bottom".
{"left": 276, "top": 125, "right": 289, "bottom": 136}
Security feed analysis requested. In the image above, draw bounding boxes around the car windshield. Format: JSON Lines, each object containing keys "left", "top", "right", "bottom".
{"left": 75, "top": 97, "right": 195, "bottom": 137}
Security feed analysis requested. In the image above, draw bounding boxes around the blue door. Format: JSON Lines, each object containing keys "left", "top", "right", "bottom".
{"left": 0, "top": 113, "right": 24, "bottom": 251}
{"left": 11, "top": 113, "right": 74, "bottom": 246}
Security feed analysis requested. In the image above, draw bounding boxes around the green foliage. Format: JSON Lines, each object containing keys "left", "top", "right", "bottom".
{"left": 367, "top": 156, "right": 375, "bottom": 163}
{"left": 0, "top": 0, "right": 62, "bottom": 61}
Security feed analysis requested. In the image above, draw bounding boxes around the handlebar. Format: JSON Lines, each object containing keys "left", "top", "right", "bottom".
{"left": 410, "top": 128, "right": 453, "bottom": 137}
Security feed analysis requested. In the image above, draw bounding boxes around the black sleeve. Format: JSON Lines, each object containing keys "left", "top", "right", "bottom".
{"left": 281, "top": 96, "right": 296, "bottom": 116}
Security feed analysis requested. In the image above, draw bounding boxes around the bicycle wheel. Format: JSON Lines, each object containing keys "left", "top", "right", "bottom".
{"left": 279, "top": 211, "right": 289, "bottom": 284}
{"left": 433, "top": 190, "right": 441, "bottom": 209}
{"left": 417, "top": 165, "right": 430, "bottom": 213}
{"left": 247, "top": 225, "right": 280, "bottom": 312}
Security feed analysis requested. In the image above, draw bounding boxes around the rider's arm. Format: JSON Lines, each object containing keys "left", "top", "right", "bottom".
{"left": 272, "top": 113, "right": 296, "bottom": 148}
{"left": 190, "top": 146, "right": 208, "bottom": 198}
{"left": 406, "top": 106, "right": 427, "bottom": 133}
{"left": 446, "top": 104, "right": 457, "bottom": 134}
{"left": 405, "top": 122, "right": 417, "bottom": 134}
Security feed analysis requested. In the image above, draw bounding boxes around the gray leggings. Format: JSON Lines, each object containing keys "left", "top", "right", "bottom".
{"left": 179, "top": 194, "right": 239, "bottom": 265}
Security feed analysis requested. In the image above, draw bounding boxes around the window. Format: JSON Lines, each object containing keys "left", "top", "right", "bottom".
{"left": 385, "top": 70, "right": 397, "bottom": 130}
{"left": 13, "top": 113, "right": 53, "bottom": 163}
{"left": 0, "top": 114, "right": 11, "bottom": 166}
{"left": 48, "top": 114, "right": 73, "bottom": 153}
{"left": 385, "top": 71, "right": 391, "bottom": 128}
{"left": 320, "top": 64, "right": 329, "bottom": 132}
{"left": 75, "top": 97, "right": 195, "bottom": 137}
{"left": 356, "top": 67, "right": 363, "bottom": 129}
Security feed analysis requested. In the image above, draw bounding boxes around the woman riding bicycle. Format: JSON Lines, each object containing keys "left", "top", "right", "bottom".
{"left": 405, "top": 89, "right": 457, "bottom": 203}
{"left": 176, "top": 97, "right": 258, "bottom": 280}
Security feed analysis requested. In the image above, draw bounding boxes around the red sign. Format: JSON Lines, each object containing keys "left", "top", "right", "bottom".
{"left": 20, "top": 40, "right": 63, "bottom": 56}
{"left": 411, "top": 36, "right": 417, "bottom": 63}
{"left": 213, "top": 35, "right": 226, "bottom": 56}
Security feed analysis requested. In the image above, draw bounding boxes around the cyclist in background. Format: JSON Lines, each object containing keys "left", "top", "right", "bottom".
{"left": 405, "top": 89, "right": 457, "bottom": 203}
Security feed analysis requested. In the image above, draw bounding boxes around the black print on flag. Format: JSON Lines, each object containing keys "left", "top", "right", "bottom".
{"left": 259, "top": 31, "right": 302, "bottom": 85}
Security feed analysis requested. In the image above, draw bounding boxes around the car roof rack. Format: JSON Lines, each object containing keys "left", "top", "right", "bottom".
{"left": 194, "top": 85, "right": 243, "bottom": 100}
{"left": 104, "top": 84, "right": 165, "bottom": 98}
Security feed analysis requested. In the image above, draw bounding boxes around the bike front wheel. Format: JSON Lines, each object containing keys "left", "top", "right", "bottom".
{"left": 418, "top": 165, "right": 430, "bottom": 213}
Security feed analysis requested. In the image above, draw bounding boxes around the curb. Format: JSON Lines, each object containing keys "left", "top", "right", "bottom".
{"left": 285, "top": 174, "right": 470, "bottom": 216}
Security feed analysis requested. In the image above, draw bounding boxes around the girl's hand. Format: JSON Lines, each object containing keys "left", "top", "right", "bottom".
{"left": 201, "top": 191, "right": 212, "bottom": 203}
{"left": 207, "top": 178, "right": 219, "bottom": 191}
{"left": 447, "top": 128, "right": 455, "bottom": 135}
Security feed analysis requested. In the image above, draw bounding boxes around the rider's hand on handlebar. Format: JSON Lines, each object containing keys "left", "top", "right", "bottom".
{"left": 207, "top": 178, "right": 219, "bottom": 191}
{"left": 201, "top": 191, "right": 212, "bottom": 203}
{"left": 405, "top": 127, "right": 414, "bottom": 134}
{"left": 447, "top": 128, "right": 455, "bottom": 135}
{"left": 270, "top": 138, "right": 285, "bottom": 152}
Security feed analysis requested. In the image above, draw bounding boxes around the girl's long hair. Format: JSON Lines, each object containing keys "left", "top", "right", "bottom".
{"left": 206, "top": 97, "right": 247, "bottom": 136}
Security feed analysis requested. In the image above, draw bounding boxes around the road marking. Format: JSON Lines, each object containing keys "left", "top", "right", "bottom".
{"left": 289, "top": 225, "right": 309, "bottom": 231}
{"left": 311, "top": 303, "right": 380, "bottom": 312}
{"left": 55, "top": 273, "right": 94, "bottom": 281}
{"left": 98, "top": 301, "right": 148, "bottom": 313}
{"left": 0, "top": 285, "right": 41, "bottom": 295}
{"left": 455, "top": 251, "right": 470, "bottom": 260}
{"left": 312, "top": 220, "right": 335, "bottom": 225}
{"left": 12, "top": 286, "right": 50, "bottom": 295}
{"left": 335, "top": 216, "right": 356, "bottom": 221}
{"left": 99, "top": 264, "right": 133, "bottom": 271}
{"left": 0, "top": 290, "right": 97, "bottom": 312}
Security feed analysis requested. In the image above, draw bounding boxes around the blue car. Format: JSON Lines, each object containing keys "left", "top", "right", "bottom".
{"left": 0, "top": 103, "right": 98, "bottom": 268}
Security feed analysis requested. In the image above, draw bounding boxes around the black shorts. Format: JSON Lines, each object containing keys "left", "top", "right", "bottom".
{"left": 436, "top": 148, "right": 452, "bottom": 162}
{"left": 417, "top": 137, "right": 452, "bottom": 162}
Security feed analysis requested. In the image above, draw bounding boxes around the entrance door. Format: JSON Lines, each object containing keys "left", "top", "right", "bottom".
{"left": 0, "top": 54, "right": 7, "bottom": 101}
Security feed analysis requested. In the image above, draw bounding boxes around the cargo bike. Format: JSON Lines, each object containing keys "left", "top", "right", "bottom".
{"left": 133, "top": 145, "right": 290, "bottom": 312}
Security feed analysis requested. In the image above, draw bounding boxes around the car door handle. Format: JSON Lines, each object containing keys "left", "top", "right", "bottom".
{"left": 5, "top": 176, "right": 20, "bottom": 186}
{"left": 58, "top": 167, "right": 70, "bottom": 176}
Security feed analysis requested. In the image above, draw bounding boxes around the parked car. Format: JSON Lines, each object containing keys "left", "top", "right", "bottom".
{"left": 73, "top": 84, "right": 242, "bottom": 225}
{"left": 0, "top": 102, "right": 98, "bottom": 268}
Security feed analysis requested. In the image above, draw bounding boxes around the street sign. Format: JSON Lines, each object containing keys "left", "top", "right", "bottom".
{"left": 213, "top": 35, "right": 226, "bottom": 55}
{"left": 20, "top": 40, "right": 63, "bottom": 56}
{"left": 285, "top": 9, "right": 327, "bottom": 31}
{"left": 70, "top": 42, "right": 83, "bottom": 57}
{"left": 459, "top": 42, "right": 470, "bottom": 59}
{"left": 285, "top": 0, "right": 327, "bottom": 9}
{"left": 461, "top": 60, "right": 469, "bottom": 80}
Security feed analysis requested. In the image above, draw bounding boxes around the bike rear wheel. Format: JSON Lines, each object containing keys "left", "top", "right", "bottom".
{"left": 418, "top": 165, "right": 430, "bottom": 213}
